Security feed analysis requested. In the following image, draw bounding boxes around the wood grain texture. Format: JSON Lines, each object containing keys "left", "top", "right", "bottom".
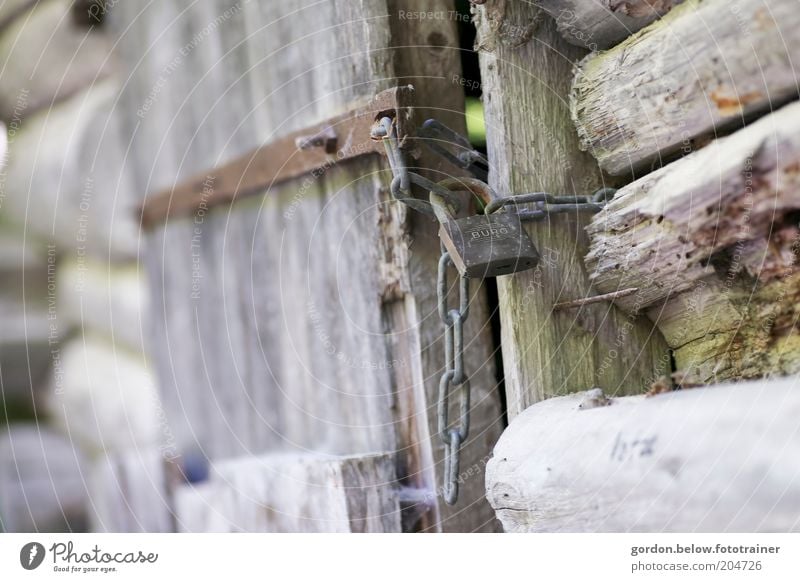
{"left": 174, "top": 452, "right": 400, "bottom": 532}
{"left": 586, "top": 101, "right": 800, "bottom": 383}
{"left": 571, "top": 0, "right": 800, "bottom": 175}
{"left": 486, "top": 379, "right": 800, "bottom": 532}
{"left": 532, "top": 0, "right": 685, "bottom": 50}
{"left": 113, "top": 0, "right": 503, "bottom": 531}
{"left": 475, "top": 3, "right": 670, "bottom": 418}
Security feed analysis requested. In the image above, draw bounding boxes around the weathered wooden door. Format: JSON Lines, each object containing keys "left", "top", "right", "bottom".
{"left": 114, "top": 0, "right": 503, "bottom": 531}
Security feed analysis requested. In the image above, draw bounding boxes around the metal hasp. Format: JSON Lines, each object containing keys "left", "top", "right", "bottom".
{"left": 139, "top": 85, "right": 415, "bottom": 227}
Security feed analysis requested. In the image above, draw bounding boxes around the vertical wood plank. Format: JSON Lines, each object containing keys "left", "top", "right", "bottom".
{"left": 114, "top": 0, "right": 503, "bottom": 531}
{"left": 475, "top": 3, "right": 670, "bottom": 418}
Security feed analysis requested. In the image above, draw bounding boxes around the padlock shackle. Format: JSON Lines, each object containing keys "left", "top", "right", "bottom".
{"left": 428, "top": 177, "right": 500, "bottom": 226}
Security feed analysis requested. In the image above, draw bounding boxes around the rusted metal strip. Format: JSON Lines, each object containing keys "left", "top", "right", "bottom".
{"left": 139, "top": 85, "right": 415, "bottom": 228}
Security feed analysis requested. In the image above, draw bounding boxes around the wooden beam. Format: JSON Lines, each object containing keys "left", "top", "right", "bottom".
{"left": 475, "top": 3, "right": 670, "bottom": 418}
{"left": 585, "top": 101, "right": 800, "bottom": 383}
{"left": 173, "top": 453, "right": 400, "bottom": 533}
{"left": 486, "top": 377, "right": 800, "bottom": 532}
{"left": 532, "top": 0, "right": 685, "bottom": 50}
{"left": 571, "top": 0, "right": 800, "bottom": 175}
{"left": 139, "top": 86, "right": 415, "bottom": 227}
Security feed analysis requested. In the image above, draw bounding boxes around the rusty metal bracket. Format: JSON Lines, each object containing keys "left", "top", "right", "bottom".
{"left": 139, "top": 85, "right": 415, "bottom": 228}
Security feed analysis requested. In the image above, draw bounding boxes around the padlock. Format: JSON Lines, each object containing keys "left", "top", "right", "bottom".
{"left": 430, "top": 178, "right": 540, "bottom": 278}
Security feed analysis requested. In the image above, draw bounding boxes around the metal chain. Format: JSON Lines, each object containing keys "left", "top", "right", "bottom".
{"left": 372, "top": 115, "right": 613, "bottom": 505}
{"left": 437, "top": 249, "right": 470, "bottom": 505}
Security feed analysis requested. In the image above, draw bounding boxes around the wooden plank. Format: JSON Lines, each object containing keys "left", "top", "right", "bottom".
{"left": 585, "top": 100, "right": 800, "bottom": 384}
{"left": 114, "top": 0, "right": 503, "bottom": 531}
{"left": 571, "top": 0, "right": 800, "bottom": 175}
{"left": 0, "top": 0, "right": 115, "bottom": 120}
{"left": 531, "top": 0, "right": 685, "bottom": 50}
{"left": 475, "top": 3, "right": 670, "bottom": 418}
{"left": 174, "top": 452, "right": 400, "bottom": 532}
{"left": 486, "top": 377, "right": 800, "bottom": 532}
{"left": 88, "top": 449, "right": 173, "bottom": 533}
{"left": 139, "top": 86, "right": 414, "bottom": 227}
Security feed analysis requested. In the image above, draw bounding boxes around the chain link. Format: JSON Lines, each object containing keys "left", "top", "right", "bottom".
{"left": 372, "top": 114, "right": 613, "bottom": 505}
{"left": 437, "top": 250, "right": 471, "bottom": 505}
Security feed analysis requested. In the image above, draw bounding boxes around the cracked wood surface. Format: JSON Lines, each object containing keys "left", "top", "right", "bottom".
{"left": 486, "top": 378, "right": 800, "bottom": 532}
{"left": 586, "top": 101, "right": 800, "bottom": 384}
{"left": 571, "top": 0, "right": 800, "bottom": 175}
{"left": 531, "top": 0, "right": 685, "bottom": 50}
{"left": 475, "top": 2, "right": 670, "bottom": 418}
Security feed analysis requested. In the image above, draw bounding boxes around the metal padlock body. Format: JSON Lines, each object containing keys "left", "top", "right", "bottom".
{"left": 439, "top": 213, "right": 539, "bottom": 278}
{"left": 431, "top": 178, "right": 540, "bottom": 278}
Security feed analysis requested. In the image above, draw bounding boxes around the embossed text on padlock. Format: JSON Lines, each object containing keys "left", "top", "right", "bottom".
{"left": 430, "top": 178, "right": 540, "bottom": 278}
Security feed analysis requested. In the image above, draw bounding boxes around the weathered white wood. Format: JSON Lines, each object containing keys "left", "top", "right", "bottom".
{"left": 113, "top": 0, "right": 503, "bottom": 531}
{"left": 57, "top": 257, "right": 146, "bottom": 353}
{"left": 475, "top": 3, "right": 670, "bottom": 418}
{"left": 3, "top": 80, "right": 141, "bottom": 259}
{"left": 533, "top": 0, "right": 685, "bottom": 50}
{"left": 45, "top": 337, "right": 161, "bottom": 456}
{"left": 0, "top": 0, "right": 115, "bottom": 119}
{"left": 571, "top": 0, "right": 800, "bottom": 175}
{"left": 88, "top": 448, "right": 173, "bottom": 533}
{"left": 487, "top": 377, "right": 800, "bottom": 532}
{"left": 174, "top": 452, "right": 400, "bottom": 533}
{"left": 586, "top": 101, "right": 800, "bottom": 383}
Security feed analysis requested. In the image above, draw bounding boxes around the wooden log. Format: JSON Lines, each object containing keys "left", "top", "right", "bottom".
{"left": 571, "top": 0, "right": 800, "bottom": 175}
{"left": 475, "top": 3, "right": 670, "bottom": 417}
{"left": 486, "top": 378, "right": 800, "bottom": 532}
{"left": 45, "top": 337, "right": 162, "bottom": 456}
{"left": 3, "top": 80, "right": 142, "bottom": 259}
{"left": 532, "top": 0, "right": 685, "bottom": 50}
{"left": 173, "top": 452, "right": 400, "bottom": 533}
{"left": 57, "top": 257, "right": 146, "bottom": 353}
{"left": 585, "top": 100, "right": 800, "bottom": 383}
{"left": 0, "top": 0, "right": 115, "bottom": 120}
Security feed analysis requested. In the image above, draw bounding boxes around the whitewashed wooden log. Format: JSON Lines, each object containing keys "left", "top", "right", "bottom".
{"left": 113, "top": 0, "right": 503, "bottom": 531}
{"left": 487, "top": 378, "right": 800, "bottom": 532}
{"left": 88, "top": 448, "right": 173, "bottom": 532}
{"left": 475, "top": 2, "right": 669, "bottom": 416}
{"left": 45, "top": 337, "right": 162, "bottom": 456}
{"left": 57, "top": 257, "right": 146, "bottom": 353}
{"left": 0, "top": 425, "right": 88, "bottom": 532}
{"left": 531, "top": 0, "right": 685, "bottom": 50}
{"left": 585, "top": 100, "right": 800, "bottom": 383}
{"left": 571, "top": 0, "right": 800, "bottom": 175}
{"left": 0, "top": 0, "right": 115, "bottom": 119}
{"left": 3, "top": 80, "right": 141, "bottom": 259}
{"left": 174, "top": 452, "right": 400, "bottom": 533}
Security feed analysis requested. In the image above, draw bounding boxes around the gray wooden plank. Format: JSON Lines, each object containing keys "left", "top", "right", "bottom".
{"left": 474, "top": 3, "right": 670, "bottom": 417}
